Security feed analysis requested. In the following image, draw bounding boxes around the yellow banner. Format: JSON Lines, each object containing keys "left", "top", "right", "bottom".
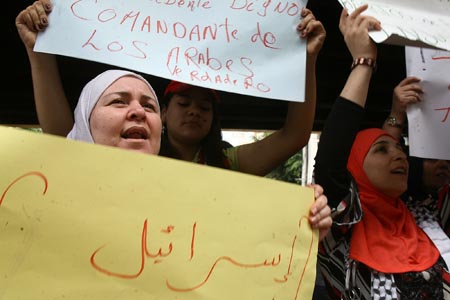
{"left": 0, "top": 126, "right": 317, "bottom": 300}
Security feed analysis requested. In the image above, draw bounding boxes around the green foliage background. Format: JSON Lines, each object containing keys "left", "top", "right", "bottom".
{"left": 265, "top": 151, "right": 303, "bottom": 184}
{"left": 253, "top": 132, "right": 303, "bottom": 185}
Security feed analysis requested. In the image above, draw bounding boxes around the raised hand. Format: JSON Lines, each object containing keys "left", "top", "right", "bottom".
{"left": 16, "top": 0, "right": 53, "bottom": 50}
{"left": 297, "top": 8, "right": 326, "bottom": 57}
{"left": 307, "top": 184, "right": 332, "bottom": 241}
{"left": 391, "top": 76, "right": 423, "bottom": 117}
{"left": 339, "top": 4, "right": 380, "bottom": 61}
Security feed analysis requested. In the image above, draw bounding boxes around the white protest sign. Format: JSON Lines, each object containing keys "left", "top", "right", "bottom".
{"left": 34, "top": 0, "right": 307, "bottom": 102}
{"left": 405, "top": 46, "right": 450, "bottom": 160}
{"left": 337, "top": 0, "right": 450, "bottom": 51}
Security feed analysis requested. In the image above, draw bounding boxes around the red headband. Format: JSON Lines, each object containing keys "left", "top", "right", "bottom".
{"left": 164, "top": 81, "right": 220, "bottom": 102}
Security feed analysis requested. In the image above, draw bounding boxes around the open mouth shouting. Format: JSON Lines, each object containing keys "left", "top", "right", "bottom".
{"left": 121, "top": 126, "right": 149, "bottom": 140}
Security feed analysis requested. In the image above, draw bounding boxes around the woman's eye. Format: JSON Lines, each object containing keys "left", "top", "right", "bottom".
{"left": 200, "top": 105, "right": 212, "bottom": 112}
{"left": 375, "top": 146, "right": 388, "bottom": 153}
{"left": 109, "top": 99, "right": 127, "bottom": 106}
{"left": 142, "top": 103, "right": 156, "bottom": 112}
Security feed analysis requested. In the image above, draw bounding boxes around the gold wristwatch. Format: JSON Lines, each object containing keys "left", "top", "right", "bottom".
{"left": 385, "top": 116, "right": 403, "bottom": 128}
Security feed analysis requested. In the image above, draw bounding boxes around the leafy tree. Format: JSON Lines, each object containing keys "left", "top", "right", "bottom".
{"left": 250, "top": 131, "right": 303, "bottom": 184}
{"left": 265, "top": 151, "right": 303, "bottom": 184}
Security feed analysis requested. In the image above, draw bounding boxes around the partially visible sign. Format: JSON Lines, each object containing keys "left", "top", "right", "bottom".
{"left": 405, "top": 46, "right": 450, "bottom": 160}
{"left": 338, "top": 0, "right": 450, "bottom": 51}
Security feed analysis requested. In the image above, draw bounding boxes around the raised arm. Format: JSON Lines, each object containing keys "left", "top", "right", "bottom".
{"left": 382, "top": 76, "right": 423, "bottom": 139}
{"left": 236, "top": 8, "right": 325, "bottom": 176}
{"left": 313, "top": 5, "right": 380, "bottom": 207}
{"left": 339, "top": 5, "right": 380, "bottom": 108}
{"left": 16, "top": 0, "right": 73, "bottom": 135}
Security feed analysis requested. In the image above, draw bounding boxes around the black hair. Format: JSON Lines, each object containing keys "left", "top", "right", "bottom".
{"left": 158, "top": 91, "right": 229, "bottom": 169}
{"left": 405, "top": 155, "right": 428, "bottom": 200}
{"left": 402, "top": 143, "right": 436, "bottom": 201}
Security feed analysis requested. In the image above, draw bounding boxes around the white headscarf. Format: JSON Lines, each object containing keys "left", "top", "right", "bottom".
{"left": 67, "top": 70, "right": 159, "bottom": 143}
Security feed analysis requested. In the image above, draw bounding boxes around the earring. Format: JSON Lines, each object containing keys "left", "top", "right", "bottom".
{"left": 162, "top": 125, "right": 166, "bottom": 135}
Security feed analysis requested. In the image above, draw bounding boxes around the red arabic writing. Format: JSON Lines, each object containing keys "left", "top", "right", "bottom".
{"left": 0, "top": 172, "right": 48, "bottom": 206}
{"left": 90, "top": 214, "right": 314, "bottom": 300}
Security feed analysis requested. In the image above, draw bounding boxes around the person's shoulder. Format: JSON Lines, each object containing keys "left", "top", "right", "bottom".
{"left": 221, "top": 140, "right": 233, "bottom": 149}
{"left": 222, "top": 146, "right": 239, "bottom": 171}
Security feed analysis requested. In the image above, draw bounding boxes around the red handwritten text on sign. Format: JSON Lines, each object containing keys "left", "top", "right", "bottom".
{"left": 1, "top": 170, "right": 314, "bottom": 300}
{"left": 62, "top": 0, "right": 304, "bottom": 96}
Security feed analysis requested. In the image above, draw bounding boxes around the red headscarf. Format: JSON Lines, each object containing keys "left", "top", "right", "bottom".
{"left": 347, "top": 128, "right": 439, "bottom": 273}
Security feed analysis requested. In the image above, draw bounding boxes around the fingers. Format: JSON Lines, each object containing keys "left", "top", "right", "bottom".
{"left": 359, "top": 16, "right": 381, "bottom": 31}
{"left": 351, "top": 4, "right": 380, "bottom": 29}
{"left": 350, "top": 3, "right": 369, "bottom": 18}
{"left": 403, "top": 90, "right": 422, "bottom": 103}
{"left": 312, "top": 184, "right": 324, "bottom": 199}
{"left": 309, "top": 197, "right": 330, "bottom": 225}
{"left": 339, "top": 4, "right": 380, "bottom": 61}
{"left": 297, "top": 8, "right": 326, "bottom": 55}
{"left": 311, "top": 204, "right": 332, "bottom": 241}
{"left": 41, "top": 0, "right": 53, "bottom": 12}
{"left": 34, "top": 0, "right": 52, "bottom": 30}
{"left": 302, "top": 20, "right": 325, "bottom": 38}
{"left": 395, "top": 77, "right": 424, "bottom": 104}
{"left": 400, "top": 84, "right": 423, "bottom": 95}
{"left": 297, "top": 8, "right": 316, "bottom": 35}
{"left": 305, "top": 184, "right": 332, "bottom": 241}
{"left": 16, "top": 0, "right": 53, "bottom": 50}
{"left": 399, "top": 76, "right": 421, "bottom": 87}
{"left": 23, "top": 0, "right": 51, "bottom": 32}
{"left": 306, "top": 183, "right": 324, "bottom": 207}
{"left": 348, "top": 4, "right": 379, "bottom": 27}
{"left": 339, "top": 8, "right": 348, "bottom": 33}
{"left": 340, "top": 4, "right": 381, "bottom": 33}
{"left": 300, "top": 8, "right": 315, "bottom": 25}
{"left": 307, "top": 184, "right": 330, "bottom": 224}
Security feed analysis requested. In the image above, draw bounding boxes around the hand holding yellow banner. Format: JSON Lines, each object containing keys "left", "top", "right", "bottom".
{"left": 0, "top": 126, "right": 317, "bottom": 300}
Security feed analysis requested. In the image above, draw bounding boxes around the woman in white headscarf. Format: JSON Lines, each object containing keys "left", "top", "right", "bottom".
{"left": 67, "top": 69, "right": 162, "bottom": 155}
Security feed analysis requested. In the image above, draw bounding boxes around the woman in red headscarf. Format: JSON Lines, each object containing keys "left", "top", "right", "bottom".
{"left": 382, "top": 76, "right": 450, "bottom": 239}
{"left": 313, "top": 5, "right": 448, "bottom": 300}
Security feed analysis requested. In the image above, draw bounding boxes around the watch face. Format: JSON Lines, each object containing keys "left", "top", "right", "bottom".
{"left": 387, "top": 116, "right": 402, "bottom": 128}
{"left": 387, "top": 117, "right": 396, "bottom": 126}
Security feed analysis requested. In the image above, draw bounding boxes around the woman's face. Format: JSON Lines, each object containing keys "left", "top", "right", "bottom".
{"left": 422, "top": 159, "right": 450, "bottom": 193}
{"left": 90, "top": 76, "right": 162, "bottom": 155}
{"left": 162, "top": 87, "right": 214, "bottom": 145}
{"left": 363, "top": 135, "right": 409, "bottom": 197}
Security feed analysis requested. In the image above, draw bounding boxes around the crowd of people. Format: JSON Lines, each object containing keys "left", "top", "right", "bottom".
{"left": 14, "top": 0, "right": 450, "bottom": 299}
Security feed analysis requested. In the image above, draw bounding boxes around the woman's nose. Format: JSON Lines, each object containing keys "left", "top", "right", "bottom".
{"left": 127, "top": 102, "right": 146, "bottom": 120}
{"left": 392, "top": 147, "right": 407, "bottom": 161}
{"left": 187, "top": 106, "right": 200, "bottom": 116}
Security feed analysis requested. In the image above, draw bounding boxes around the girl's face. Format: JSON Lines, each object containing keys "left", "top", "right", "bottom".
{"left": 90, "top": 76, "right": 162, "bottom": 155}
{"left": 162, "top": 87, "right": 214, "bottom": 145}
{"left": 363, "top": 135, "right": 409, "bottom": 197}
{"left": 422, "top": 159, "right": 450, "bottom": 193}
